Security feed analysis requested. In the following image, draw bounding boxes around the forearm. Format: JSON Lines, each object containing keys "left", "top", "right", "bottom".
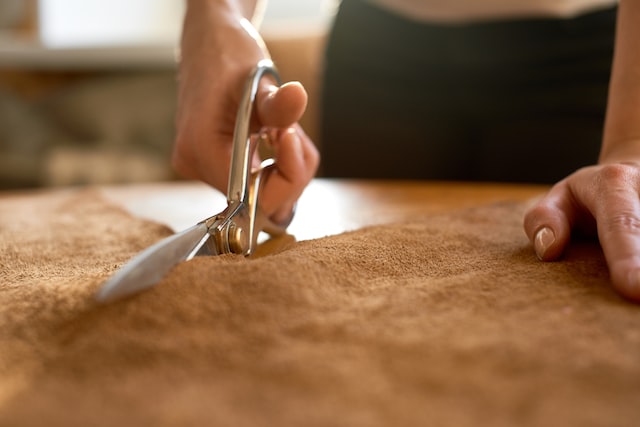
{"left": 600, "top": 0, "right": 640, "bottom": 163}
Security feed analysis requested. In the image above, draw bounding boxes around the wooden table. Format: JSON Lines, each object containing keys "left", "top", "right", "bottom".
{"left": 102, "top": 179, "right": 549, "bottom": 241}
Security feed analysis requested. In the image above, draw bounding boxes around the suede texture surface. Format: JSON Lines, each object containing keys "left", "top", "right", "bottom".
{"left": 1, "top": 188, "right": 639, "bottom": 427}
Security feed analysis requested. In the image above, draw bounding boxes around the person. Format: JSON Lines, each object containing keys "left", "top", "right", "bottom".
{"left": 172, "top": 0, "right": 319, "bottom": 228}
{"left": 172, "top": 0, "right": 640, "bottom": 302}
{"left": 321, "top": 0, "right": 617, "bottom": 183}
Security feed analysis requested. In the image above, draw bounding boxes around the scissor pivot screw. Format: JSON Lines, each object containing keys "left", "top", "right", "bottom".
{"left": 228, "top": 224, "right": 248, "bottom": 254}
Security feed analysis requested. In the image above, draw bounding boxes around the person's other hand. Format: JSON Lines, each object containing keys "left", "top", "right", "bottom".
{"left": 524, "top": 162, "right": 640, "bottom": 302}
{"left": 172, "top": 4, "right": 319, "bottom": 224}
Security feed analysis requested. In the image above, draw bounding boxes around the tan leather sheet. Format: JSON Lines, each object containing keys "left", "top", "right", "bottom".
{"left": 1, "top": 188, "right": 638, "bottom": 426}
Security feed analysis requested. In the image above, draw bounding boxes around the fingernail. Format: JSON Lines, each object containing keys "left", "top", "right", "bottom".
{"left": 534, "top": 227, "right": 555, "bottom": 260}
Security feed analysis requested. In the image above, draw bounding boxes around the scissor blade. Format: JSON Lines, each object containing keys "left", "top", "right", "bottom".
{"left": 96, "top": 222, "right": 210, "bottom": 303}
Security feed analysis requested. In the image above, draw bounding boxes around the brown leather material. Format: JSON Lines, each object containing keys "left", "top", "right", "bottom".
{"left": 1, "top": 188, "right": 638, "bottom": 426}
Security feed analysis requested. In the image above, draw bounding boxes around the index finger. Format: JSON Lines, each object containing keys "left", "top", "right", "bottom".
{"left": 572, "top": 165, "right": 640, "bottom": 301}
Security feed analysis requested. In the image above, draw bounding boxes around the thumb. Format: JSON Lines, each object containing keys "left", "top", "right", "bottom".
{"left": 255, "top": 80, "right": 308, "bottom": 128}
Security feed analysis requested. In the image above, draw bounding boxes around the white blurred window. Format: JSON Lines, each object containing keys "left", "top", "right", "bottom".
{"left": 38, "top": 0, "right": 335, "bottom": 48}
{"left": 38, "top": 0, "right": 184, "bottom": 47}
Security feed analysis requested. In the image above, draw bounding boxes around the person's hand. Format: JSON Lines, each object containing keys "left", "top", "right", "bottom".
{"left": 172, "top": 3, "right": 319, "bottom": 224}
{"left": 524, "top": 162, "right": 640, "bottom": 302}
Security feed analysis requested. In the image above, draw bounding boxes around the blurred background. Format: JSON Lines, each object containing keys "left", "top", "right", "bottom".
{"left": 0, "top": 0, "right": 334, "bottom": 189}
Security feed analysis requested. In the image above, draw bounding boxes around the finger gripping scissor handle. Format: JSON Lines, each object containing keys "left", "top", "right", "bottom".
{"left": 227, "top": 59, "right": 281, "bottom": 204}
{"left": 211, "top": 59, "right": 289, "bottom": 256}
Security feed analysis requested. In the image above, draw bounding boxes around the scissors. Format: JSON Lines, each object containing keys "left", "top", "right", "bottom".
{"left": 96, "top": 59, "right": 290, "bottom": 304}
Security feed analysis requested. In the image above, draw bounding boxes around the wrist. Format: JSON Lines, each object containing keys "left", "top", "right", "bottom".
{"left": 599, "top": 138, "right": 640, "bottom": 165}
{"left": 181, "top": 0, "right": 268, "bottom": 59}
{"left": 185, "top": 0, "right": 258, "bottom": 21}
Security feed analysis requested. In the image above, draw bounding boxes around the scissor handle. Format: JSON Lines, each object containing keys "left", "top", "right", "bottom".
{"left": 246, "top": 159, "right": 293, "bottom": 251}
{"left": 227, "top": 59, "right": 281, "bottom": 204}
{"left": 207, "top": 59, "right": 288, "bottom": 256}
{"left": 208, "top": 159, "right": 291, "bottom": 257}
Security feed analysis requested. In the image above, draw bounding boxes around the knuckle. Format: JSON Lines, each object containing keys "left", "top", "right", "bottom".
{"left": 595, "top": 163, "right": 640, "bottom": 187}
{"left": 307, "top": 145, "right": 321, "bottom": 169}
{"left": 602, "top": 211, "right": 640, "bottom": 234}
{"left": 170, "top": 141, "right": 195, "bottom": 178}
{"left": 524, "top": 202, "right": 556, "bottom": 228}
{"left": 525, "top": 202, "right": 554, "bottom": 219}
